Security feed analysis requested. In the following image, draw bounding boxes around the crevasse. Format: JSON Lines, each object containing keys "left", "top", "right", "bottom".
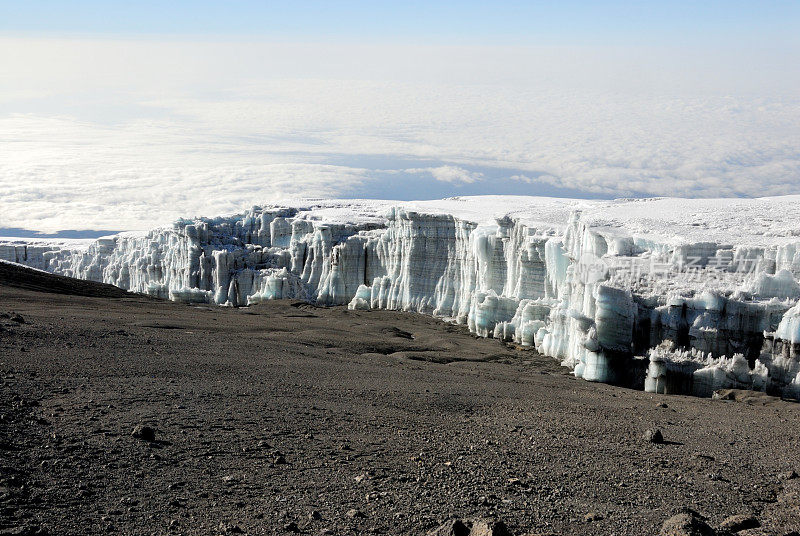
{"left": 3, "top": 197, "right": 800, "bottom": 398}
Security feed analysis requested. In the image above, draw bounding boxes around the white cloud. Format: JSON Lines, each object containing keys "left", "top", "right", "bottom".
{"left": 407, "top": 166, "right": 484, "bottom": 184}
{"left": 0, "top": 38, "right": 799, "bottom": 232}
{"left": 0, "top": 116, "right": 372, "bottom": 232}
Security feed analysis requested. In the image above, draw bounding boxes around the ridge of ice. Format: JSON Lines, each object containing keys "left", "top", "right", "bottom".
{"left": 4, "top": 195, "right": 800, "bottom": 398}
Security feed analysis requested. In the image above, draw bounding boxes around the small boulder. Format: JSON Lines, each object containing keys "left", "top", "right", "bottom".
{"left": 719, "top": 515, "right": 759, "bottom": 533}
{"left": 779, "top": 470, "right": 798, "bottom": 481}
{"left": 471, "top": 519, "right": 512, "bottom": 536}
{"left": 660, "top": 510, "right": 715, "bottom": 536}
{"left": 217, "top": 523, "right": 244, "bottom": 535}
{"left": 644, "top": 428, "right": 664, "bottom": 444}
{"left": 131, "top": 425, "right": 155, "bottom": 442}
{"left": 282, "top": 522, "right": 300, "bottom": 533}
{"left": 426, "top": 520, "right": 470, "bottom": 536}
{"left": 346, "top": 509, "right": 365, "bottom": 519}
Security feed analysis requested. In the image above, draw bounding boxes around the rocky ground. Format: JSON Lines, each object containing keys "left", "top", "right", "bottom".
{"left": 1, "top": 262, "right": 799, "bottom": 536}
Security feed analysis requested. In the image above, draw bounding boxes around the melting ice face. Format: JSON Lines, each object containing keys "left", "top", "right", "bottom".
{"left": 3, "top": 196, "right": 800, "bottom": 399}
{"left": 574, "top": 253, "right": 610, "bottom": 285}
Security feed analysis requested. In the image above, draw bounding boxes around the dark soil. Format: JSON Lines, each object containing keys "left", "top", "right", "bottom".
{"left": 1, "top": 264, "right": 799, "bottom": 535}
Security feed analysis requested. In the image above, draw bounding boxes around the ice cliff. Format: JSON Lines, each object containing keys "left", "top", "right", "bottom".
{"left": 3, "top": 195, "right": 800, "bottom": 398}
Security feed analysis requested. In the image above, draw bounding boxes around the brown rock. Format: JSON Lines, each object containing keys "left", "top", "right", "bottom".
{"left": 426, "top": 520, "right": 470, "bottom": 536}
{"left": 660, "top": 510, "right": 715, "bottom": 536}
{"left": 779, "top": 470, "right": 798, "bottom": 481}
{"left": 471, "top": 519, "right": 512, "bottom": 536}
{"left": 131, "top": 425, "right": 155, "bottom": 442}
{"left": 644, "top": 428, "right": 664, "bottom": 443}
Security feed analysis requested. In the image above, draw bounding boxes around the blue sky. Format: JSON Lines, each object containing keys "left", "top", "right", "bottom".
{"left": 3, "top": 1, "right": 799, "bottom": 45}
{"left": 1, "top": 2, "right": 799, "bottom": 234}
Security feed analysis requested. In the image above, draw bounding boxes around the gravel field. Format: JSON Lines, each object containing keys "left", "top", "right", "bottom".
{"left": 1, "top": 263, "right": 799, "bottom": 535}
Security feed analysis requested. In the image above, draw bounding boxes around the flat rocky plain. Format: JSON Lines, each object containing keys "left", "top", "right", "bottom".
{"left": 1, "top": 262, "right": 799, "bottom": 536}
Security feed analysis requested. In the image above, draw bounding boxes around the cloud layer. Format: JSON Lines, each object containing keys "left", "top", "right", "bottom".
{"left": 1, "top": 38, "right": 799, "bottom": 232}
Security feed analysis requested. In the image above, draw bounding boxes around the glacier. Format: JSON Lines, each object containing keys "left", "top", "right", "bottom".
{"left": 3, "top": 195, "right": 800, "bottom": 398}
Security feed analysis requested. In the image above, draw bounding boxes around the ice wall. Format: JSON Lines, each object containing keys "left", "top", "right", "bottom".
{"left": 4, "top": 196, "right": 800, "bottom": 398}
